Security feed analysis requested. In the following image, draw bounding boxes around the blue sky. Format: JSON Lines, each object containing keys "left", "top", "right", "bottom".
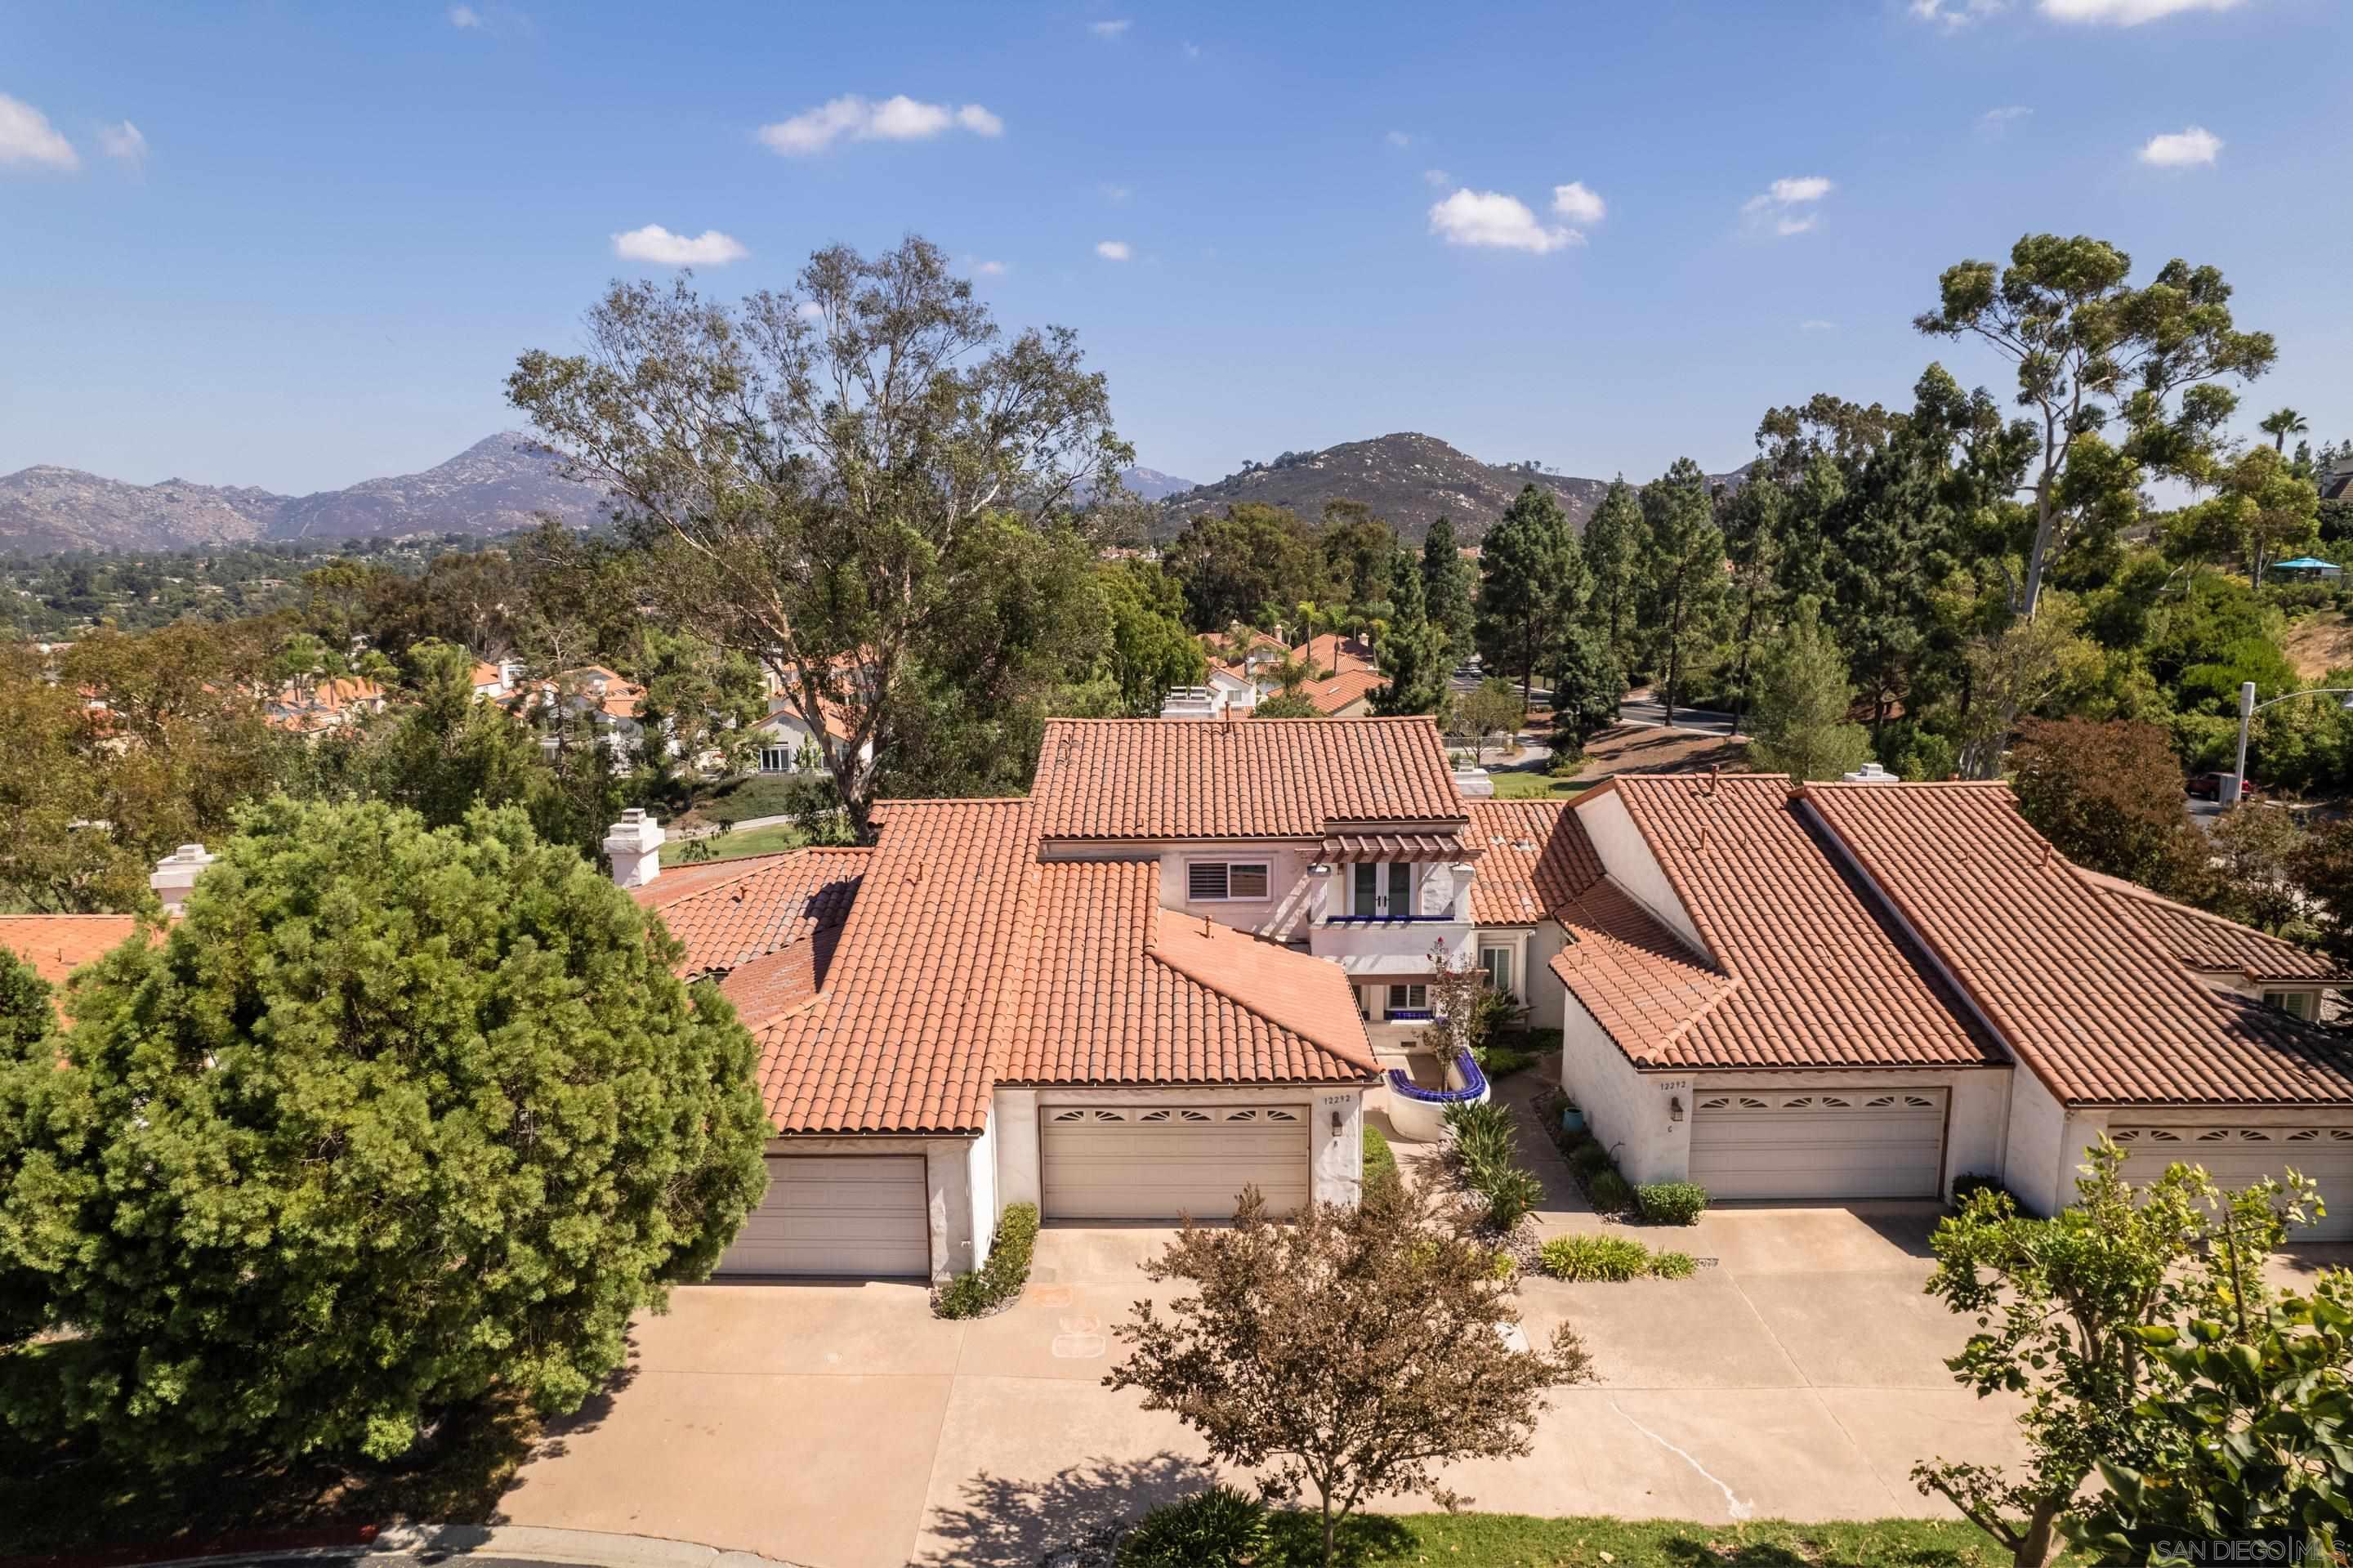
{"left": 2, "top": 0, "right": 2347, "bottom": 496}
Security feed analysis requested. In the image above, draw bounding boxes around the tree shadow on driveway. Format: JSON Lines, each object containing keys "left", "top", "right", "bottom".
{"left": 916, "top": 1450, "right": 1218, "bottom": 1567}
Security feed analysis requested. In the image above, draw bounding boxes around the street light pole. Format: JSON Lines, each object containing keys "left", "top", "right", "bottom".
{"left": 2226, "top": 681, "right": 2353, "bottom": 806}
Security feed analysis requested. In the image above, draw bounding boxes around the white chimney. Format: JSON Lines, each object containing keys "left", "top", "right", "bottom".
{"left": 150, "top": 843, "right": 216, "bottom": 911}
{"left": 603, "top": 809, "right": 664, "bottom": 888}
{"left": 1840, "top": 762, "right": 1899, "bottom": 784}
{"left": 1159, "top": 686, "right": 1220, "bottom": 719}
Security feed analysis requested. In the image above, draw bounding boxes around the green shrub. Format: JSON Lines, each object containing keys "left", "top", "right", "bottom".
{"left": 1633, "top": 1181, "right": 1709, "bottom": 1226}
{"left": 1650, "top": 1249, "right": 1697, "bottom": 1280}
{"left": 1538, "top": 1234, "right": 1653, "bottom": 1282}
{"left": 1480, "top": 1165, "right": 1545, "bottom": 1231}
{"left": 935, "top": 1202, "right": 1039, "bottom": 1319}
{"left": 1569, "top": 1140, "right": 1613, "bottom": 1177}
{"left": 1477, "top": 1043, "right": 1539, "bottom": 1079}
{"left": 1589, "top": 1169, "right": 1631, "bottom": 1212}
{"left": 1362, "top": 1124, "right": 1400, "bottom": 1194}
{"left": 1118, "top": 1484, "right": 1270, "bottom": 1568}
{"left": 1949, "top": 1172, "right": 2016, "bottom": 1211}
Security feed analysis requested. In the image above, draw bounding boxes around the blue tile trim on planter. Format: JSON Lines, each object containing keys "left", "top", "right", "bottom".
{"left": 1386, "top": 1048, "right": 1488, "bottom": 1104}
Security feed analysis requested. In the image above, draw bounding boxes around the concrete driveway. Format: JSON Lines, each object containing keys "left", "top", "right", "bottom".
{"left": 491, "top": 1205, "right": 2042, "bottom": 1568}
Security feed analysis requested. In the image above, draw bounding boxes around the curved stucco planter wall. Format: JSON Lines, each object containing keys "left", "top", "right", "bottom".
{"left": 1386, "top": 1050, "right": 1490, "bottom": 1142}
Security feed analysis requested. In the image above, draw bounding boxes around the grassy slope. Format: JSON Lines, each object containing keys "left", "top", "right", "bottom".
{"left": 658, "top": 822, "right": 807, "bottom": 865}
{"left": 1266, "top": 1512, "right": 2026, "bottom": 1566}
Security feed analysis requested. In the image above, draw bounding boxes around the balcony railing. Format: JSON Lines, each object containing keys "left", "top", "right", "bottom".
{"left": 1322, "top": 913, "right": 1458, "bottom": 925}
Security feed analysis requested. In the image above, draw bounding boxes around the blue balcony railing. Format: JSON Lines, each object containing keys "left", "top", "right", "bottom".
{"left": 1386, "top": 1049, "right": 1488, "bottom": 1105}
{"left": 1383, "top": 1007, "right": 1435, "bottom": 1021}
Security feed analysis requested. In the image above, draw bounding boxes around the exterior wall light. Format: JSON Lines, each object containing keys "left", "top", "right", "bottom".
{"left": 1669, "top": 1095, "right": 1685, "bottom": 1124}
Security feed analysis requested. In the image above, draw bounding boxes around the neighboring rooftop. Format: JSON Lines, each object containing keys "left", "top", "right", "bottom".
{"left": 1031, "top": 716, "right": 1466, "bottom": 840}
{"left": 0, "top": 914, "right": 143, "bottom": 995}
{"left": 1463, "top": 799, "right": 1601, "bottom": 924}
{"left": 2077, "top": 869, "right": 2342, "bottom": 985}
{"left": 1804, "top": 780, "right": 2353, "bottom": 1107}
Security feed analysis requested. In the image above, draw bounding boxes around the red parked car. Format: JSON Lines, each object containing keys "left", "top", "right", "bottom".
{"left": 2186, "top": 771, "right": 2259, "bottom": 802}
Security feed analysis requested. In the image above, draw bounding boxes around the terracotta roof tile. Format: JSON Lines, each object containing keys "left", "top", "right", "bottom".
{"left": 1547, "top": 881, "right": 1738, "bottom": 1060}
{"left": 0, "top": 914, "right": 144, "bottom": 996}
{"left": 2075, "top": 869, "right": 2344, "bottom": 985}
{"left": 1032, "top": 717, "right": 1466, "bottom": 840}
{"left": 1601, "top": 775, "right": 2007, "bottom": 1072}
{"left": 1293, "top": 633, "right": 1377, "bottom": 677}
{"left": 997, "top": 860, "right": 1377, "bottom": 1086}
{"left": 1302, "top": 667, "right": 1386, "bottom": 715}
{"left": 1802, "top": 781, "right": 2353, "bottom": 1106}
{"left": 1464, "top": 800, "right": 1603, "bottom": 924}
{"left": 636, "top": 847, "right": 867, "bottom": 980}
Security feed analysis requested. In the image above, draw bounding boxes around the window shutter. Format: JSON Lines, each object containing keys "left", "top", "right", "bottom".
{"left": 1229, "top": 863, "right": 1269, "bottom": 899}
{"left": 1189, "top": 863, "right": 1229, "bottom": 901}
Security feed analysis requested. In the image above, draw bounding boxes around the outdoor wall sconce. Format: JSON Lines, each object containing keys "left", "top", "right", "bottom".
{"left": 1331, "top": 1109, "right": 1345, "bottom": 1137}
{"left": 1668, "top": 1095, "right": 1685, "bottom": 1124}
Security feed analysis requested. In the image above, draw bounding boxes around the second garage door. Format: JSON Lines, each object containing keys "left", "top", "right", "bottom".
{"left": 715, "top": 1154, "right": 931, "bottom": 1277}
{"left": 1689, "top": 1089, "right": 1948, "bottom": 1201}
{"left": 1043, "top": 1105, "right": 1310, "bottom": 1220}
{"left": 2114, "top": 1125, "right": 2353, "bottom": 1243}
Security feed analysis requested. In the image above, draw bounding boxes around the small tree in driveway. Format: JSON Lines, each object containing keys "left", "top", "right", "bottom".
{"left": 1913, "top": 1139, "right": 2320, "bottom": 1568}
{"left": 1105, "top": 1177, "right": 1592, "bottom": 1567}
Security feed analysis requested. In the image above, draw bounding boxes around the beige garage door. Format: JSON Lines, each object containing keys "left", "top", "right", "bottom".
{"left": 716, "top": 1155, "right": 930, "bottom": 1276}
{"left": 1690, "top": 1089, "right": 1947, "bottom": 1201}
{"left": 2114, "top": 1125, "right": 2353, "bottom": 1243}
{"left": 1043, "top": 1106, "right": 1310, "bottom": 1221}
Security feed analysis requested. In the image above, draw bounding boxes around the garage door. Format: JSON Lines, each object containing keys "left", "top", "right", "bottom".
{"left": 716, "top": 1155, "right": 930, "bottom": 1276}
{"left": 1689, "top": 1090, "right": 1947, "bottom": 1201}
{"left": 2114, "top": 1125, "right": 2353, "bottom": 1243}
{"left": 1043, "top": 1106, "right": 1310, "bottom": 1221}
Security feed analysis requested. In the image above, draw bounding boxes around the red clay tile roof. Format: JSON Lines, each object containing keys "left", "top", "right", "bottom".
{"left": 1031, "top": 717, "right": 1466, "bottom": 840}
{"left": 997, "top": 859, "right": 1376, "bottom": 1087}
{"left": 2075, "top": 869, "right": 2343, "bottom": 985}
{"left": 1464, "top": 800, "right": 1603, "bottom": 924}
{"left": 634, "top": 847, "right": 868, "bottom": 980}
{"left": 0, "top": 914, "right": 143, "bottom": 992}
{"left": 1599, "top": 775, "right": 2007, "bottom": 1072}
{"left": 1293, "top": 633, "right": 1377, "bottom": 676}
{"left": 1548, "top": 881, "right": 1738, "bottom": 1061}
{"left": 1302, "top": 667, "right": 1386, "bottom": 716}
{"left": 1802, "top": 781, "right": 2353, "bottom": 1107}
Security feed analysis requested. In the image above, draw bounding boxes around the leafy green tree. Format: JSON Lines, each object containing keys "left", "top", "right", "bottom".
{"left": 2009, "top": 717, "right": 2212, "bottom": 901}
{"left": 2211, "top": 444, "right": 2322, "bottom": 585}
{"left": 1106, "top": 1176, "right": 1592, "bottom": 1568}
{"left": 1370, "top": 551, "right": 1449, "bottom": 717}
{"left": 2203, "top": 804, "right": 2305, "bottom": 932}
{"left": 1449, "top": 677, "right": 1525, "bottom": 765}
{"left": 1636, "top": 459, "right": 1729, "bottom": 724}
{"left": 1418, "top": 515, "right": 1477, "bottom": 648}
{"left": 1474, "top": 485, "right": 1584, "bottom": 707}
{"left": 630, "top": 625, "right": 769, "bottom": 792}
{"left": 1914, "top": 1142, "right": 2319, "bottom": 1568}
{"left": 1166, "top": 504, "right": 1333, "bottom": 636}
{"left": 0, "top": 947, "right": 51, "bottom": 1062}
{"left": 1547, "top": 628, "right": 1624, "bottom": 744}
{"left": 0, "top": 797, "right": 769, "bottom": 1468}
{"left": 1578, "top": 480, "right": 1644, "bottom": 672}
{"left": 2066, "top": 1273, "right": 2351, "bottom": 1568}
{"left": 369, "top": 640, "right": 559, "bottom": 834}
{"left": 2290, "top": 819, "right": 2353, "bottom": 967}
{"left": 1316, "top": 502, "right": 1396, "bottom": 609}
{"left": 1916, "top": 234, "right": 2276, "bottom": 619}
{"left": 1101, "top": 561, "right": 1208, "bottom": 715}
{"left": 508, "top": 235, "right": 1130, "bottom": 839}
{"left": 1747, "top": 601, "right": 1870, "bottom": 781}
{"left": 1253, "top": 693, "right": 1320, "bottom": 718}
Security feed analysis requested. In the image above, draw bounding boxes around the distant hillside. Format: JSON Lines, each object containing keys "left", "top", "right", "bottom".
{"left": 0, "top": 434, "right": 607, "bottom": 555}
{"left": 1117, "top": 466, "right": 1200, "bottom": 503}
{"left": 1154, "top": 432, "right": 1744, "bottom": 541}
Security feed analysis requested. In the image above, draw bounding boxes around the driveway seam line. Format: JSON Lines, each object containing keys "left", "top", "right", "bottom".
{"left": 1727, "top": 1268, "right": 1912, "bottom": 1513}
{"left": 907, "top": 1321, "right": 971, "bottom": 1566}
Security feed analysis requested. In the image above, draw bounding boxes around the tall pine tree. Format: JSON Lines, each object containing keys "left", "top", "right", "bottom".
{"left": 1637, "top": 459, "right": 1728, "bottom": 724}
{"left": 1579, "top": 480, "right": 1644, "bottom": 677}
{"left": 1372, "top": 549, "right": 1449, "bottom": 716}
{"left": 1419, "top": 516, "right": 1477, "bottom": 649}
{"left": 1474, "top": 485, "right": 1585, "bottom": 708}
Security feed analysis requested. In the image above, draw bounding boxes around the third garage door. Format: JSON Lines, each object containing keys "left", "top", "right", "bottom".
{"left": 1690, "top": 1089, "right": 1947, "bottom": 1201}
{"left": 1043, "top": 1105, "right": 1310, "bottom": 1220}
{"left": 716, "top": 1155, "right": 931, "bottom": 1277}
{"left": 2114, "top": 1125, "right": 2353, "bottom": 1243}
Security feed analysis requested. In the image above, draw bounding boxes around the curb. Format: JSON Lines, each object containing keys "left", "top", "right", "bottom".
{"left": 29, "top": 1526, "right": 813, "bottom": 1568}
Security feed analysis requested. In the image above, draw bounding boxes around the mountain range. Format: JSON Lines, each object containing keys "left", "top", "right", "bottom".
{"left": 0, "top": 431, "right": 1740, "bottom": 556}
{"left": 0, "top": 434, "right": 610, "bottom": 556}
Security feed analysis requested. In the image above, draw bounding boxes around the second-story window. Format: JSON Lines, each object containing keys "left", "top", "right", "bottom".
{"left": 1189, "top": 860, "right": 1270, "bottom": 902}
{"left": 1350, "top": 861, "right": 1414, "bottom": 918}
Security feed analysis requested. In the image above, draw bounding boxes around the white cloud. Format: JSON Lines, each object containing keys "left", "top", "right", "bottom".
{"left": 1800, "top": 319, "right": 1838, "bottom": 332}
{"left": 611, "top": 225, "right": 749, "bottom": 266}
{"left": 1743, "top": 175, "right": 1832, "bottom": 235}
{"left": 2042, "top": 0, "right": 2242, "bottom": 22}
{"left": 448, "top": 3, "right": 482, "bottom": 25}
{"left": 1427, "top": 189, "right": 1579, "bottom": 254}
{"left": 96, "top": 119, "right": 146, "bottom": 166}
{"left": 1909, "top": 0, "right": 2007, "bottom": 28}
{"left": 1422, "top": 168, "right": 1451, "bottom": 187}
{"left": 1551, "top": 181, "right": 1606, "bottom": 225}
{"left": 2140, "top": 124, "right": 2221, "bottom": 166}
{"left": 1088, "top": 18, "right": 1132, "bottom": 36}
{"left": 1101, "top": 182, "right": 1132, "bottom": 202}
{"left": 969, "top": 257, "right": 1007, "bottom": 276}
{"left": 757, "top": 94, "right": 1002, "bottom": 155}
{"left": 0, "top": 93, "right": 78, "bottom": 171}
{"left": 795, "top": 301, "right": 825, "bottom": 322}
{"left": 1978, "top": 105, "right": 2033, "bottom": 135}
{"left": 1095, "top": 239, "right": 1132, "bottom": 261}
{"left": 1386, "top": 130, "right": 1413, "bottom": 148}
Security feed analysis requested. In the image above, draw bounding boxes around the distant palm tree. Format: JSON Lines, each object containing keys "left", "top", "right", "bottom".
{"left": 2260, "top": 407, "right": 2310, "bottom": 453}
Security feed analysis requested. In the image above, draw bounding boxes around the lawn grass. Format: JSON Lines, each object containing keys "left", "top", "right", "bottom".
{"left": 1262, "top": 1512, "right": 2020, "bottom": 1567}
{"left": 1487, "top": 771, "right": 1594, "bottom": 800}
{"left": 679, "top": 771, "right": 807, "bottom": 826}
{"left": 659, "top": 821, "right": 807, "bottom": 865}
